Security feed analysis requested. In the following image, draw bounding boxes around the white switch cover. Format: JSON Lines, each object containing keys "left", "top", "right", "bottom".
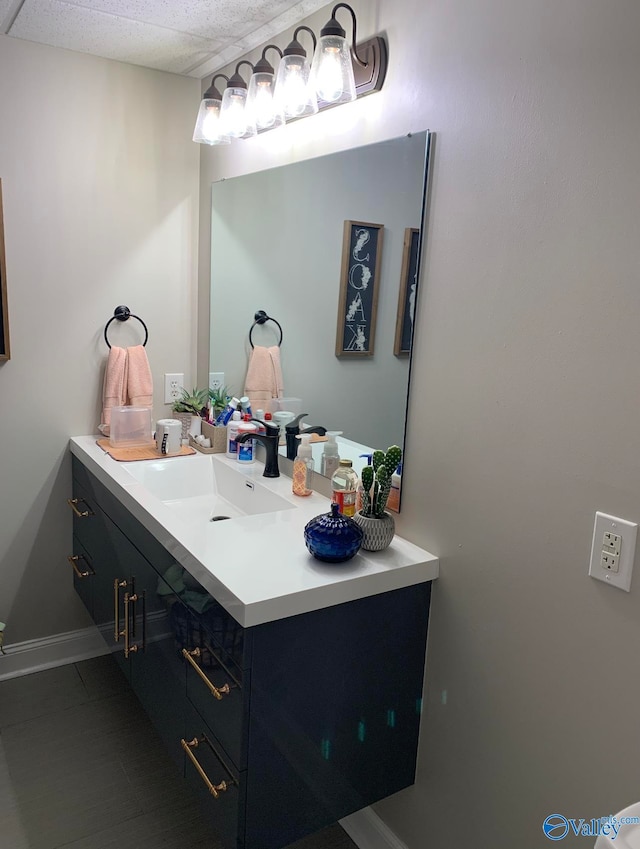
{"left": 589, "top": 512, "right": 637, "bottom": 592}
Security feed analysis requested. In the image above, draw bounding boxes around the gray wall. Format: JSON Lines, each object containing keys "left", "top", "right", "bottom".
{"left": 0, "top": 35, "right": 200, "bottom": 643}
{"left": 199, "top": 0, "right": 640, "bottom": 846}
{"left": 209, "top": 135, "right": 425, "bottom": 449}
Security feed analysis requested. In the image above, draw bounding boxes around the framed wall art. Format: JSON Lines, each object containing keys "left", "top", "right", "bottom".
{"left": 0, "top": 180, "right": 9, "bottom": 362}
{"left": 335, "top": 220, "right": 384, "bottom": 357}
{"left": 394, "top": 228, "right": 421, "bottom": 356}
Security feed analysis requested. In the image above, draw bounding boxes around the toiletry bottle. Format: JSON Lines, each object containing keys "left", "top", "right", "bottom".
{"left": 226, "top": 410, "right": 242, "bottom": 457}
{"left": 292, "top": 434, "right": 314, "bottom": 497}
{"left": 239, "top": 396, "right": 253, "bottom": 418}
{"left": 331, "top": 459, "right": 358, "bottom": 517}
{"left": 321, "top": 431, "right": 342, "bottom": 478}
{"left": 387, "top": 463, "right": 402, "bottom": 512}
{"left": 215, "top": 397, "right": 240, "bottom": 426}
{"left": 237, "top": 422, "right": 258, "bottom": 464}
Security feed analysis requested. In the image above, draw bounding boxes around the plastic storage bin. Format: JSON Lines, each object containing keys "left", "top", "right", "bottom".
{"left": 109, "top": 406, "right": 152, "bottom": 447}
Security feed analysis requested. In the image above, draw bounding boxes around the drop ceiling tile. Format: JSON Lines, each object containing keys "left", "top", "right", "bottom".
{"left": 10, "top": 0, "right": 224, "bottom": 73}
{"left": 0, "top": 0, "right": 16, "bottom": 29}
{"left": 68, "top": 0, "right": 327, "bottom": 41}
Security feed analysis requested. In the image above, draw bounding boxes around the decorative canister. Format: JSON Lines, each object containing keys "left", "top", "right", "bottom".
{"left": 304, "top": 503, "right": 363, "bottom": 563}
{"left": 352, "top": 511, "right": 396, "bottom": 552}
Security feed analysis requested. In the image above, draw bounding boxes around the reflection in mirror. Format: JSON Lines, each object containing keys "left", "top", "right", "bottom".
{"left": 209, "top": 132, "right": 431, "bottom": 477}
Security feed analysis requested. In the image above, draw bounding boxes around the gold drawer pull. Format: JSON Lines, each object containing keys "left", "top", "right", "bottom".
{"left": 67, "top": 498, "right": 94, "bottom": 518}
{"left": 181, "top": 737, "right": 230, "bottom": 798}
{"left": 68, "top": 554, "right": 95, "bottom": 578}
{"left": 182, "top": 648, "right": 231, "bottom": 700}
{"left": 114, "top": 579, "right": 127, "bottom": 642}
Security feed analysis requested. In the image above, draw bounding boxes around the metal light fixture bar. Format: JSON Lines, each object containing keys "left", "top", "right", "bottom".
{"left": 192, "top": 2, "right": 387, "bottom": 144}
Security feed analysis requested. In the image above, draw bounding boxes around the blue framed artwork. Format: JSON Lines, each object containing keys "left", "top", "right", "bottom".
{"left": 394, "top": 228, "right": 420, "bottom": 356}
{"left": 335, "top": 220, "right": 384, "bottom": 357}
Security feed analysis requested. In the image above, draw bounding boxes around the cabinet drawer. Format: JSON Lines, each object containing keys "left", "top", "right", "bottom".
{"left": 184, "top": 632, "right": 248, "bottom": 770}
{"left": 69, "top": 536, "right": 95, "bottom": 618}
{"left": 183, "top": 706, "right": 244, "bottom": 849}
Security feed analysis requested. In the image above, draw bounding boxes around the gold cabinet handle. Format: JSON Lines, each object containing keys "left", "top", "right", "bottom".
{"left": 67, "top": 498, "right": 94, "bottom": 518}
{"left": 181, "top": 737, "right": 232, "bottom": 798}
{"left": 124, "top": 591, "right": 146, "bottom": 657}
{"left": 182, "top": 648, "right": 231, "bottom": 700}
{"left": 68, "top": 554, "right": 95, "bottom": 578}
{"left": 114, "top": 579, "right": 127, "bottom": 642}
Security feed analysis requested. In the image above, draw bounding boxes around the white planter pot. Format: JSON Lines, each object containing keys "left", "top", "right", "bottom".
{"left": 352, "top": 511, "right": 395, "bottom": 552}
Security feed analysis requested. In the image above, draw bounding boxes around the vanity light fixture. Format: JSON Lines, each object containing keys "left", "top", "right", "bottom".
{"left": 220, "top": 60, "right": 256, "bottom": 139}
{"left": 192, "top": 74, "right": 230, "bottom": 145}
{"left": 246, "top": 45, "right": 284, "bottom": 131}
{"left": 192, "top": 3, "right": 387, "bottom": 145}
{"left": 274, "top": 26, "right": 318, "bottom": 120}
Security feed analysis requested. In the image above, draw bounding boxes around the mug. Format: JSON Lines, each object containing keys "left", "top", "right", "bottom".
{"left": 155, "top": 419, "right": 182, "bottom": 456}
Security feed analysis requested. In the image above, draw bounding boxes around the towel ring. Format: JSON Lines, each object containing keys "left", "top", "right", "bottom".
{"left": 104, "top": 305, "right": 149, "bottom": 349}
{"left": 249, "top": 310, "right": 283, "bottom": 349}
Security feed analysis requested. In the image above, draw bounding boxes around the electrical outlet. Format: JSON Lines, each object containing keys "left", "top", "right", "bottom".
{"left": 209, "top": 372, "right": 225, "bottom": 393}
{"left": 589, "top": 512, "right": 637, "bottom": 592}
{"left": 164, "top": 373, "right": 184, "bottom": 405}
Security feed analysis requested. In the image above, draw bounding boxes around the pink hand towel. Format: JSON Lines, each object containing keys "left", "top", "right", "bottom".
{"left": 244, "top": 345, "right": 284, "bottom": 409}
{"left": 126, "top": 345, "right": 153, "bottom": 408}
{"left": 99, "top": 346, "right": 128, "bottom": 436}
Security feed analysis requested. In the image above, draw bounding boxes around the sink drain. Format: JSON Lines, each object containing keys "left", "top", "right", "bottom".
{"left": 210, "top": 515, "right": 231, "bottom": 522}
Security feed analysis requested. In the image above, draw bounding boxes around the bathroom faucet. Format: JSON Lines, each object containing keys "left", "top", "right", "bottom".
{"left": 236, "top": 423, "right": 280, "bottom": 478}
{"left": 285, "top": 414, "right": 327, "bottom": 461}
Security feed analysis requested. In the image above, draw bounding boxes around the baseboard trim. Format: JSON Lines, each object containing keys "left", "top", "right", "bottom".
{"left": 340, "top": 807, "right": 409, "bottom": 849}
{"left": 0, "top": 626, "right": 109, "bottom": 681}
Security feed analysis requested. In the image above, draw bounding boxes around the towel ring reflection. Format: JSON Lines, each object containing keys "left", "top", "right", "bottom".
{"left": 249, "top": 310, "right": 283, "bottom": 349}
{"left": 104, "top": 305, "right": 149, "bottom": 349}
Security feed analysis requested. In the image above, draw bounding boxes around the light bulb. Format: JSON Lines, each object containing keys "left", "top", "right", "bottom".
{"left": 202, "top": 106, "right": 222, "bottom": 142}
{"left": 254, "top": 81, "right": 276, "bottom": 129}
{"left": 316, "top": 46, "right": 344, "bottom": 102}
{"left": 223, "top": 92, "right": 248, "bottom": 138}
{"left": 281, "top": 65, "right": 308, "bottom": 117}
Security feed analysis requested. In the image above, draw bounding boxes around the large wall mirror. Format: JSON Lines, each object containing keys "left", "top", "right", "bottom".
{"left": 209, "top": 131, "right": 432, "bottom": 476}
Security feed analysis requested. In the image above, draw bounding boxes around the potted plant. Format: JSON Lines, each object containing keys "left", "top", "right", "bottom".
{"left": 353, "top": 445, "right": 403, "bottom": 551}
{"left": 208, "top": 385, "right": 231, "bottom": 418}
{"left": 172, "top": 386, "right": 208, "bottom": 439}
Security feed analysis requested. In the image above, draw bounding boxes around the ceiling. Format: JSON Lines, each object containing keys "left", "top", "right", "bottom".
{"left": 0, "top": 0, "right": 329, "bottom": 78}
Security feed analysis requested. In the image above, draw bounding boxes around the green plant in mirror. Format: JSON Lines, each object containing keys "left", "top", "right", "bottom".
{"left": 360, "top": 445, "right": 402, "bottom": 518}
{"left": 208, "top": 385, "right": 231, "bottom": 416}
{"left": 172, "top": 387, "right": 208, "bottom": 416}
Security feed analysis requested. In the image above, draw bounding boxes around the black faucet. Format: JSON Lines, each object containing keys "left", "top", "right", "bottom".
{"left": 236, "top": 422, "right": 280, "bottom": 478}
{"left": 285, "top": 414, "right": 327, "bottom": 461}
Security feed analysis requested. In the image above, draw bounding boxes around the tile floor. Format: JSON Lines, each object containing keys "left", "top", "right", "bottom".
{"left": 0, "top": 656, "right": 358, "bottom": 849}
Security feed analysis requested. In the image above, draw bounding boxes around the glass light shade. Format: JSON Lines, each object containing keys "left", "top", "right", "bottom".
{"left": 274, "top": 54, "right": 318, "bottom": 120}
{"left": 310, "top": 34, "right": 356, "bottom": 105}
{"left": 220, "top": 85, "right": 256, "bottom": 139}
{"left": 192, "top": 98, "right": 230, "bottom": 145}
{"left": 246, "top": 71, "right": 284, "bottom": 131}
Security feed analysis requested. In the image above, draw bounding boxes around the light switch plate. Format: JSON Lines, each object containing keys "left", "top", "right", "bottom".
{"left": 589, "top": 512, "right": 637, "bottom": 592}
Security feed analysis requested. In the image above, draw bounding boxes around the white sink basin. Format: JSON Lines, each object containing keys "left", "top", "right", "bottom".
{"left": 120, "top": 455, "right": 294, "bottom": 525}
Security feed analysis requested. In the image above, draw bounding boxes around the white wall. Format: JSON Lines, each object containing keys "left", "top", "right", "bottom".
{"left": 0, "top": 35, "right": 200, "bottom": 643}
{"left": 199, "top": 1, "right": 640, "bottom": 846}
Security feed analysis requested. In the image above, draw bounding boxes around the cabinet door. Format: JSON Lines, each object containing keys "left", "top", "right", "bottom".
{"left": 103, "top": 512, "right": 188, "bottom": 767}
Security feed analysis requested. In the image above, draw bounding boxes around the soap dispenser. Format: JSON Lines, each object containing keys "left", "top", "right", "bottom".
{"left": 285, "top": 414, "right": 327, "bottom": 460}
{"left": 321, "top": 431, "right": 342, "bottom": 478}
{"left": 292, "top": 434, "right": 314, "bottom": 497}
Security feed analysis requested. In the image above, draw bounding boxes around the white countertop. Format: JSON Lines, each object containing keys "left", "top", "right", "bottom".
{"left": 70, "top": 436, "right": 438, "bottom": 628}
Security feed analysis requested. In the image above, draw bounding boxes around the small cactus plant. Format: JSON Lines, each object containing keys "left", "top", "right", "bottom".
{"left": 359, "top": 445, "right": 402, "bottom": 518}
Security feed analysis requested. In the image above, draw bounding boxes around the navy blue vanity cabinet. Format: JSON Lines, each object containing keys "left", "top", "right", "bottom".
{"left": 69, "top": 457, "right": 432, "bottom": 849}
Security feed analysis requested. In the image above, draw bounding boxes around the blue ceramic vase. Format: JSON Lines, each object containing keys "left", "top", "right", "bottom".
{"left": 304, "top": 503, "right": 363, "bottom": 563}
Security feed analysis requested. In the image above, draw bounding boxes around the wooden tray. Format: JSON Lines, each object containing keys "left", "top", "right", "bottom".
{"left": 96, "top": 439, "right": 196, "bottom": 462}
